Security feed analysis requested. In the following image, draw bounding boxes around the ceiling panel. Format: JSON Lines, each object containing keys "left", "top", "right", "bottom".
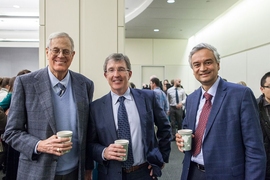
{"left": 0, "top": 0, "right": 240, "bottom": 42}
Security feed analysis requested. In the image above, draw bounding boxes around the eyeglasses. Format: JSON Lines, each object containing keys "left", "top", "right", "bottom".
{"left": 262, "top": 85, "right": 270, "bottom": 89}
{"left": 49, "top": 48, "right": 73, "bottom": 56}
{"left": 105, "top": 67, "right": 130, "bottom": 74}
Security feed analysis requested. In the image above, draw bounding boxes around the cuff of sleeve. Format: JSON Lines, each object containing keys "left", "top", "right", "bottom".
{"left": 35, "top": 140, "right": 41, "bottom": 154}
{"left": 102, "top": 148, "right": 107, "bottom": 161}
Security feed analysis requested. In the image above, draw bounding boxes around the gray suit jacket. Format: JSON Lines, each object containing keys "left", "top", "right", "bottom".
{"left": 4, "top": 67, "right": 94, "bottom": 180}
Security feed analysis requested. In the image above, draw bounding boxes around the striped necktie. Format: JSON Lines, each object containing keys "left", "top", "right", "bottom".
{"left": 57, "top": 83, "right": 66, "bottom": 97}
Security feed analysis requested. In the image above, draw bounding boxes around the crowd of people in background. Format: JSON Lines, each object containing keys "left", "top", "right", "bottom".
{"left": 0, "top": 69, "right": 31, "bottom": 180}
{"left": 0, "top": 34, "right": 269, "bottom": 180}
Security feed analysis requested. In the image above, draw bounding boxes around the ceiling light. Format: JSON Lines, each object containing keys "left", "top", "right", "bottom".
{"left": 154, "top": 29, "right": 159, "bottom": 32}
{"left": 167, "top": 0, "right": 175, "bottom": 3}
{"left": 13, "top": 5, "right": 20, "bottom": 8}
{"left": 0, "top": 38, "right": 39, "bottom": 42}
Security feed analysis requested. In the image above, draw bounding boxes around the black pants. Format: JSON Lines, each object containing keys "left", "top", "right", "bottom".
{"left": 54, "top": 168, "right": 78, "bottom": 180}
{"left": 187, "top": 162, "right": 206, "bottom": 180}
{"left": 169, "top": 106, "right": 183, "bottom": 138}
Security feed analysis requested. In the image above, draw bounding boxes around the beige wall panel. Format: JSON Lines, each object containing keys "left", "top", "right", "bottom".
{"left": 245, "top": 0, "right": 270, "bottom": 47}
{"left": 118, "top": 0, "right": 125, "bottom": 27}
{"left": 247, "top": 44, "right": 270, "bottom": 98}
{"left": 39, "top": 26, "right": 46, "bottom": 68}
{"left": 39, "top": 0, "right": 45, "bottom": 25}
{"left": 141, "top": 66, "right": 164, "bottom": 86}
{"left": 129, "top": 64, "right": 141, "bottom": 89}
{"left": 192, "top": 0, "right": 270, "bottom": 57}
{"left": 45, "top": 0, "right": 80, "bottom": 72}
{"left": 165, "top": 65, "right": 198, "bottom": 94}
{"left": 118, "top": 27, "right": 125, "bottom": 53}
{"left": 153, "top": 39, "right": 188, "bottom": 65}
{"left": 80, "top": 0, "right": 123, "bottom": 99}
{"left": 219, "top": 44, "right": 270, "bottom": 98}
{"left": 219, "top": 52, "right": 247, "bottom": 84}
{"left": 125, "top": 39, "right": 153, "bottom": 65}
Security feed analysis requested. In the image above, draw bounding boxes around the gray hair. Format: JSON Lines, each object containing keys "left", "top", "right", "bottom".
{"left": 103, "top": 53, "right": 131, "bottom": 72}
{"left": 46, "top": 32, "right": 74, "bottom": 51}
{"left": 188, "top": 43, "right": 220, "bottom": 68}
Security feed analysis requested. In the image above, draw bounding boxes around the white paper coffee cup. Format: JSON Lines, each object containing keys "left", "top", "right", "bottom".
{"left": 57, "top": 130, "right": 73, "bottom": 153}
{"left": 114, "top": 139, "right": 129, "bottom": 161}
{"left": 178, "top": 129, "right": 192, "bottom": 151}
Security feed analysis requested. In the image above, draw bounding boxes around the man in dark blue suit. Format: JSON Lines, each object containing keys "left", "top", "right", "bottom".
{"left": 87, "top": 53, "right": 171, "bottom": 180}
{"left": 176, "top": 43, "right": 266, "bottom": 180}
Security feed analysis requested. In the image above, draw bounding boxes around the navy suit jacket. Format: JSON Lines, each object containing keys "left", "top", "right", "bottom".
{"left": 87, "top": 88, "right": 171, "bottom": 180}
{"left": 181, "top": 78, "right": 266, "bottom": 180}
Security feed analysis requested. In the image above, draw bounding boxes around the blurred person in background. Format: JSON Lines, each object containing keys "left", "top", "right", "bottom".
{"left": 167, "top": 78, "right": 186, "bottom": 141}
{"left": 0, "top": 77, "right": 10, "bottom": 102}
{"left": 0, "top": 77, "right": 15, "bottom": 112}
{"left": 257, "top": 71, "right": 270, "bottom": 179}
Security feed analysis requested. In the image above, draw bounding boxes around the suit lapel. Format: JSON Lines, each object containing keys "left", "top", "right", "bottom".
{"left": 70, "top": 71, "right": 87, "bottom": 143}
{"left": 189, "top": 89, "right": 201, "bottom": 131}
{"left": 204, "top": 80, "right": 227, "bottom": 138}
{"left": 130, "top": 89, "right": 147, "bottom": 140}
{"left": 33, "top": 68, "right": 56, "bottom": 133}
{"left": 102, "top": 93, "right": 118, "bottom": 140}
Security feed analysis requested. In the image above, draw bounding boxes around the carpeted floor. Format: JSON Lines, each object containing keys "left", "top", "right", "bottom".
{"left": 160, "top": 141, "right": 184, "bottom": 180}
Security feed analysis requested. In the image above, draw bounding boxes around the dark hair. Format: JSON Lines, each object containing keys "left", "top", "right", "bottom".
{"left": 1, "top": 77, "right": 10, "bottom": 87}
{"left": 8, "top": 77, "right": 16, "bottom": 92}
{"left": 166, "top": 83, "right": 172, "bottom": 89}
{"left": 170, "top": 79, "right": 174, "bottom": 86}
{"left": 260, "top": 72, "right": 270, "bottom": 87}
{"left": 103, "top": 53, "right": 131, "bottom": 72}
{"left": 17, "top": 69, "right": 31, "bottom": 76}
{"left": 129, "top": 82, "right": 136, "bottom": 89}
{"left": 150, "top": 77, "right": 160, "bottom": 86}
{"left": 0, "top": 78, "right": 3, "bottom": 87}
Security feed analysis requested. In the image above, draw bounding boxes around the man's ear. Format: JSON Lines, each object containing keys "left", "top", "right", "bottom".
{"left": 128, "top": 70, "right": 132, "bottom": 80}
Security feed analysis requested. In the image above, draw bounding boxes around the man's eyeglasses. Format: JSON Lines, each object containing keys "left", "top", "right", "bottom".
{"left": 262, "top": 85, "right": 270, "bottom": 89}
{"left": 105, "top": 68, "right": 130, "bottom": 74}
{"left": 49, "top": 48, "right": 73, "bottom": 56}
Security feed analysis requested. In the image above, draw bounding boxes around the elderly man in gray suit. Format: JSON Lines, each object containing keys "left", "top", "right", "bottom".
{"left": 4, "top": 32, "right": 94, "bottom": 180}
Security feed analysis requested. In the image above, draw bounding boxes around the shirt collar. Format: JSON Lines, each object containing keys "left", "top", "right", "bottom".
{"left": 111, "top": 88, "right": 132, "bottom": 105}
{"left": 263, "top": 97, "right": 270, "bottom": 107}
{"left": 200, "top": 76, "right": 220, "bottom": 99}
{"left": 47, "top": 66, "right": 70, "bottom": 88}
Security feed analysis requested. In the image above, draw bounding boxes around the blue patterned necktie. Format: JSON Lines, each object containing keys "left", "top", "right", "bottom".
{"left": 175, "top": 87, "right": 179, "bottom": 104}
{"left": 57, "top": 83, "right": 66, "bottom": 97}
{"left": 117, "top": 96, "right": 134, "bottom": 168}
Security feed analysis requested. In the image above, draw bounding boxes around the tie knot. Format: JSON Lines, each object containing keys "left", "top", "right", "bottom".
{"left": 118, "top": 96, "right": 126, "bottom": 103}
{"left": 204, "top": 92, "right": 212, "bottom": 101}
{"left": 57, "top": 83, "right": 66, "bottom": 90}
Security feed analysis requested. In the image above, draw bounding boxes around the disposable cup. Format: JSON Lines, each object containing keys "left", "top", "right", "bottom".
{"left": 178, "top": 129, "right": 192, "bottom": 151}
{"left": 114, "top": 139, "right": 129, "bottom": 161}
{"left": 57, "top": 130, "right": 73, "bottom": 153}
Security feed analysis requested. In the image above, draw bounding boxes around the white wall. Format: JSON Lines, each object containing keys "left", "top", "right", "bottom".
{"left": 125, "top": 38, "right": 194, "bottom": 92}
{"left": 187, "top": 0, "right": 270, "bottom": 97}
{"left": 126, "top": 0, "right": 270, "bottom": 97}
